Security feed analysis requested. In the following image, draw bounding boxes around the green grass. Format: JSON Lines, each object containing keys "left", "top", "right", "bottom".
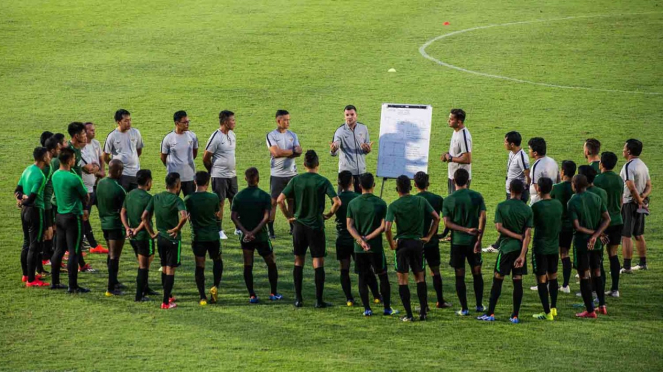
{"left": 1, "top": 0, "right": 663, "bottom": 370}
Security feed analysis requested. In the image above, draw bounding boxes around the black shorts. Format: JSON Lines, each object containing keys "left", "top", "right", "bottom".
{"left": 44, "top": 208, "right": 54, "bottom": 228}
{"left": 449, "top": 244, "right": 482, "bottom": 269}
{"left": 355, "top": 251, "right": 388, "bottom": 275}
{"left": 130, "top": 239, "right": 155, "bottom": 257}
{"left": 559, "top": 229, "right": 573, "bottom": 249}
{"left": 605, "top": 224, "right": 623, "bottom": 246}
{"left": 622, "top": 203, "right": 645, "bottom": 238}
{"left": 270, "top": 176, "right": 294, "bottom": 199}
{"left": 494, "top": 250, "right": 528, "bottom": 276}
{"left": 83, "top": 192, "right": 96, "bottom": 211}
{"left": 395, "top": 239, "right": 425, "bottom": 274}
{"left": 192, "top": 240, "right": 221, "bottom": 259}
{"left": 157, "top": 235, "right": 181, "bottom": 267}
{"left": 423, "top": 243, "right": 441, "bottom": 268}
{"left": 532, "top": 252, "right": 558, "bottom": 276}
{"left": 292, "top": 221, "right": 326, "bottom": 258}
{"left": 336, "top": 241, "right": 354, "bottom": 261}
{"left": 119, "top": 175, "right": 138, "bottom": 193}
{"left": 103, "top": 229, "right": 124, "bottom": 242}
{"left": 179, "top": 181, "right": 196, "bottom": 197}
{"left": 212, "top": 177, "right": 238, "bottom": 201}
{"left": 241, "top": 239, "right": 274, "bottom": 257}
{"left": 575, "top": 250, "right": 603, "bottom": 272}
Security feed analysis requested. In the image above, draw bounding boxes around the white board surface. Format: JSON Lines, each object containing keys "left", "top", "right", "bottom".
{"left": 376, "top": 103, "right": 433, "bottom": 179}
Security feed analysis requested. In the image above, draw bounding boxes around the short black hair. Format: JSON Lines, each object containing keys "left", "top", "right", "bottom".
{"left": 453, "top": 169, "right": 470, "bottom": 187}
{"left": 54, "top": 133, "right": 66, "bottom": 144}
{"left": 114, "top": 109, "right": 131, "bottom": 122}
{"left": 33, "top": 147, "right": 48, "bottom": 162}
{"left": 572, "top": 174, "right": 589, "bottom": 191}
{"left": 304, "top": 150, "right": 319, "bottom": 168}
{"left": 174, "top": 110, "right": 187, "bottom": 123}
{"left": 58, "top": 147, "right": 75, "bottom": 164}
{"left": 528, "top": 137, "right": 547, "bottom": 156}
{"left": 67, "top": 122, "right": 85, "bottom": 138}
{"left": 245, "top": 167, "right": 259, "bottom": 184}
{"left": 509, "top": 179, "right": 525, "bottom": 194}
{"left": 413, "top": 171, "right": 429, "bottom": 189}
{"left": 136, "top": 169, "right": 152, "bottom": 186}
{"left": 194, "top": 171, "right": 210, "bottom": 186}
{"left": 40, "top": 131, "right": 53, "bottom": 147}
{"left": 45, "top": 136, "right": 60, "bottom": 152}
{"left": 344, "top": 105, "right": 357, "bottom": 112}
{"left": 561, "top": 160, "right": 577, "bottom": 178}
{"left": 338, "top": 170, "right": 353, "bottom": 189}
{"left": 396, "top": 175, "right": 411, "bottom": 193}
{"left": 450, "top": 108, "right": 466, "bottom": 123}
{"left": 165, "top": 172, "right": 180, "bottom": 189}
{"left": 84, "top": 121, "right": 94, "bottom": 127}
{"left": 537, "top": 177, "right": 553, "bottom": 195}
{"left": 275, "top": 109, "right": 289, "bottom": 118}
{"left": 359, "top": 173, "right": 374, "bottom": 191}
{"left": 578, "top": 165, "right": 597, "bottom": 184}
{"left": 625, "top": 139, "right": 643, "bottom": 156}
{"left": 585, "top": 138, "right": 601, "bottom": 156}
{"left": 219, "top": 110, "right": 234, "bottom": 124}
{"left": 600, "top": 152, "right": 618, "bottom": 171}
{"left": 505, "top": 131, "right": 522, "bottom": 147}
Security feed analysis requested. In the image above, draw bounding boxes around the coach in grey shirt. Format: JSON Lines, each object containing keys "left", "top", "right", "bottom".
{"left": 103, "top": 109, "right": 144, "bottom": 192}
{"left": 161, "top": 110, "right": 199, "bottom": 197}
{"left": 330, "top": 105, "right": 372, "bottom": 192}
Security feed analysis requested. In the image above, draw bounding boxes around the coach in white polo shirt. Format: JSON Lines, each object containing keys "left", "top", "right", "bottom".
{"left": 620, "top": 139, "right": 651, "bottom": 272}
{"left": 442, "top": 108, "right": 472, "bottom": 195}
{"left": 527, "top": 137, "right": 559, "bottom": 205}
{"left": 203, "top": 110, "right": 236, "bottom": 239}
{"left": 330, "top": 105, "right": 372, "bottom": 192}
{"left": 161, "top": 110, "right": 199, "bottom": 197}
{"left": 103, "top": 109, "right": 144, "bottom": 192}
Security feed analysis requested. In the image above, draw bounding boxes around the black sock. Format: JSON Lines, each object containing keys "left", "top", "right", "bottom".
{"left": 136, "top": 268, "right": 147, "bottom": 301}
{"left": 378, "top": 273, "right": 391, "bottom": 309}
{"left": 243, "top": 265, "right": 255, "bottom": 296}
{"left": 623, "top": 258, "right": 631, "bottom": 270}
{"left": 432, "top": 274, "right": 443, "bottom": 303}
{"left": 195, "top": 266, "right": 206, "bottom": 299}
{"left": 537, "top": 282, "right": 550, "bottom": 314}
{"left": 163, "top": 274, "right": 174, "bottom": 305}
{"left": 161, "top": 272, "right": 166, "bottom": 288}
{"left": 268, "top": 222, "right": 274, "bottom": 235}
{"left": 549, "top": 279, "right": 559, "bottom": 308}
{"left": 473, "top": 273, "right": 484, "bottom": 307}
{"left": 43, "top": 240, "right": 53, "bottom": 261}
{"left": 562, "top": 257, "right": 571, "bottom": 287}
{"left": 639, "top": 257, "right": 647, "bottom": 266}
{"left": 314, "top": 267, "right": 325, "bottom": 303}
{"left": 293, "top": 266, "right": 303, "bottom": 301}
{"left": 416, "top": 281, "right": 428, "bottom": 316}
{"left": 367, "top": 272, "right": 380, "bottom": 299}
{"left": 609, "top": 255, "right": 620, "bottom": 291}
{"left": 487, "top": 277, "right": 503, "bottom": 315}
{"left": 340, "top": 269, "right": 352, "bottom": 301}
{"left": 267, "top": 263, "right": 278, "bottom": 294}
{"left": 580, "top": 278, "right": 594, "bottom": 312}
{"left": 512, "top": 279, "right": 523, "bottom": 318}
{"left": 108, "top": 258, "right": 119, "bottom": 292}
{"left": 21, "top": 247, "right": 28, "bottom": 277}
{"left": 358, "top": 274, "right": 370, "bottom": 310}
{"left": 455, "top": 275, "right": 468, "bottom": 311}
{"left": 213, "top": 259, "right": 223, "bottom": 287}
{"left": 593, "top": 275, "right": 606, "bottom": 307}
{"left": 399, "top": 284, "right": 413, "bottom": 318}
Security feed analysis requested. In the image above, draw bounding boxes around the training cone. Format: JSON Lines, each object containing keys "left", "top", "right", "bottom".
{"left": 388, "top": 68, "right": 396, "bottom": 72}
{"left": 443, "top": 21, "right": 450, "bottom": 26}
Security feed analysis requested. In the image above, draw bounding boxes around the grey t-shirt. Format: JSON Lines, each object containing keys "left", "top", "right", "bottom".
{"left": 81, "top": 139, "right": 102, "bottom": 192}
{"left": 529, "top": 156, "right": 559, "bottom": 205}
{"left": 161, "top": 130, "right": 199, "bottom": 182}
{"left": 205, "top": 129, "right": 236, "bottom": 178}
{"left": 620, "top": 158, "right": 650, "bottom": 203}
{"left": 266, "top": 129, "right": 299, "bottom": 177}
{"left": 331, "top": 122, "right": 370, "bottom": 175}
{"left": 505, "top": 149, "right": 530, "bottom": 193}
{"left": 103, "top": 128, "right": 144, "bottom": 177}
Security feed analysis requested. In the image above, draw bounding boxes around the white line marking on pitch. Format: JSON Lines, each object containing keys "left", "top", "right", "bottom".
{"left": 419, "top": 12, "right": 663, "bottom": 95}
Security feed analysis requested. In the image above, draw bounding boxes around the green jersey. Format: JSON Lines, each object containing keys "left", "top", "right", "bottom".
{"left": 123, "top": 188, "right": 153, "bottom": 241}
{"left": 51, "top": 169, "right": 87, "bottom": 215}
{"left": 417, "top": 191, "right": 443, "bottom": 248}
{"left": 594, "top": 171, "right": 624, "bottom": 226}
{"left": 568, "top": 191, "right": 607, "bottom": 252}
{"left": 495, "top": 199, "right": 533, "bottom": 254}
{"left": 146, "top": 191, "right": 186, "bottom": 241}
{"left": 185, "top": 191, "right": 220, "bottom": 242}
{"left": 386, "top": 194, "right": 434, "bottom": 240}
{"left": 281, "top": 172, "right": 337, "bottom": 230}
{"left": 442, "top": 188, "right": 486, "bottom": 246}
{"left": 551, "top": 181, "right": 574, "bottom": 232}
{"left": 96, "top": 177, "right": 126, "bottom": 230}
{"left": 587, "top": 186, "right": 608, "bottom": 210}
{"left": 335, "top": 191, "right": 360, "bottom": 245}
{"left": 346, "top": 193, "right": 387, "bottom": 254}
{"left": 40, "top": 164, "right": 53, "bottom": 210}
{"left": 231, "top": 186, "right": 272, "bottom": 242}
{"left": 531, "top": 198, "right": 563, "bottom": 254}
{"left": 17, "top": 164, "right": 48, "bottom": 210}
{"left": 590, "top": 161, "right": 600, "bottom": 173}
{"left": 68, "top": 142, "right": 84, "bottom": 177}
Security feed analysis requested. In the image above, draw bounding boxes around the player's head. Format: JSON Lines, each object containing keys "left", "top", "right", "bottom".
{"left": 58, "top": 147, "right": 76, "bottom": 167}
{"left": 40, "top": 131, "right": 53, "bottom": 147}
{"left": 600, "top": 151, "right": 618, "bottom": 172}
{"left": 624, "top": 139, "right": 642, "bottom": 158}
{"left": 338, "top": 170, "right": 353, "bottom": 191}
{"left": 33, "top": 146, "right": 50, "bottom": 164}
{"left": 165, "top": 172, "right": 181, "bottom": 192}
{"left": 45, "top": 136, "right": 61, "bottom": 156}
{"left": 509, "top": 179, "right": 525, "bottom": 196}
{"left": 53, "top": 133, "right": 66, "bottom": 146}
{"left": 572, "top": 174, "right": 589, "bottom": 193}
{"left": 84, "top": 122, "right": 95, "bottom": 141}
{"left": 344, "top": 105, "right": 357, "bottom": 126}
{"left": 577, "top": 165, "right": 597, "bottom": 184}
{"left": 108, "top": 159, "right": 124, "bottom": 179}
{"left": 537, "top": 177, "right": 553, "bottom": 196}
{"left": 68, "top": 121, "right": 87, "bottom": 145}
{"left": 194, "top": 171, "right": 210, "bottom": 187}
{"left": 219, "top": 110, "right": 235, "bottom": 130}
{"left": 115, "top": 109, "right": 131, "bottom": 130}
{"left": 448, "top": 108, "right": 466, "bottom": 129}
{"left": 561, "top": 160, "right": 576, "bottom": 179}
{"left": 396, "top": 175, "right": 411, "bottom": 195}
{"left": 413, "top": 171, "right": 429, "bottom": 190}
{"left": 504, "top": 131, "right": 522, "bottom": 150}
{"left": 245, "top": 167, "right": 259, "bottom": 186}
{"left": 276, "top": 109, "right": 290, "bottom": 130}
{"left": 528, "top": 137, "right": 546, "bottom": 158}
{"left": 453, "top": 169, "right": 470, "bottom": 188}
{"left": 359, "top": 173, "right": 375, "bottom": 193}
{"left": 136, "top": 169, "right": 153, "bottom": 191}
{"left": 584, "top": 138, "right": 601, "bottom": 159}
{"left": 303, "top": 150, "right": 319, "bottom": 169}
{"left": 174, "top": 111, "right": 189, "bottom": 132}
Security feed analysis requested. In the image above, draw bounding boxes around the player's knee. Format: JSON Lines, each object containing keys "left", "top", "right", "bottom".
{"left": 455, "top": 268, "right": 466, "bottom": 277}
{"left": 513, "top": 275, "right": 522, "bottom": 281}
{"left": 634, "top": 235, "right": 644, "bottom": 242}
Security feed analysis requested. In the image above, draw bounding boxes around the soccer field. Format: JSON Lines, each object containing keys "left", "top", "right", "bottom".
{"left": 1, "top": 0, "right": 662, "bottom": 370}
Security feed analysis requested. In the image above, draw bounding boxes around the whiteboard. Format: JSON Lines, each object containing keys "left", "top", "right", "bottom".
{"left": 376, "top": 103, "right": 433, "bottom": 179}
